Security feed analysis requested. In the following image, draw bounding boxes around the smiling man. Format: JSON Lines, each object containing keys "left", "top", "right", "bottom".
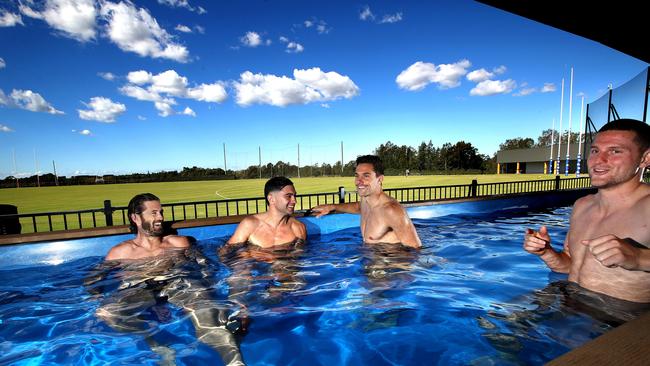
{"left": 312, "top": 155, "right": 421, "bottom": 248}
{"left": 106, "top": 193, "right": 190, "bottom": 260}
{"left": 222, "top": 176, "right": 306, "bottom": 250}
{"left": 524, "top": 119, "right": 650, "bottom": 304}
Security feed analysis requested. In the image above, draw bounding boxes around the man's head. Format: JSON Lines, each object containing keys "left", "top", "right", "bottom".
{"left": 264, "top": 176, "right": 297, "bottom": 214}
{"left": 588, "top": 119, "right": 650, "bottom": 188}
{"left": 355, "top": 155, "right": 384, "bottom": 197}
{"left": 128, "top": 193, "right": 164, "bottom": 236}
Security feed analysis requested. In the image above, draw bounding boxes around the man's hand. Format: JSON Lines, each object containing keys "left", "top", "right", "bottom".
{"left": 311, "top": 204, "right": 335, "bottom": 218}
{"left": 524, "top": 226, "right": 552, "bottom": 256}
{"left": 581, "top": 235, "right": 642, "bottom": 270}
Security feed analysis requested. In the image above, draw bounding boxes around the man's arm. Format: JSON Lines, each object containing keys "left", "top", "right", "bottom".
{"left": 582, "top": 235, "right": 650, "bottom": 271}
{"left": 105, "top": 242, "right": 130, "bottom": 261}
{"left": 165, "top": 235, "right": 191, "bottom": 248}
{"left": 311, "top": 202, "right": 360, "bottom": 217}
{"left": 292, "top": 219, "right": 307, "bottom": 240}
{"left": 226, "top": 217, "right": 257, "bottom": 245}
{"left": 523, "top": 225, "right": 572, "bottom": 273}
{"left": 385, "top": 203, "right": 421, "bottom": 248}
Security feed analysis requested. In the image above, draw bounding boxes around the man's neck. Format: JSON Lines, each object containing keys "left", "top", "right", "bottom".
{"left": 360, "top": 190, "right": 385, "bottom": 208}
{"left": 263, "top": 209, "right": 290, "bottom": 227}
{"left": 132, "top": 233, "right": 164, "bottom": 250}
{"left": 595, "top": 179, "right": 645, "bottom": 212}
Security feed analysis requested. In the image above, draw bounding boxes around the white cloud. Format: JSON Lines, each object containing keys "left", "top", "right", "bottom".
{"left": 78, "top": 96, "right": 126, "bottom": 122}
{"left": 233, "top": 68, "right": 359, "bottom": 107}
{"left": 493, "top": 65, "right": 507, "bottom": 74}
{"left": 513, "top": 87, "right": 536, "bottom": 97}
{"left": 304, "top": 18, "right": 330, "bottom": 34}
{"left": 282, "top": 38, "right": 304, "bottom": 53}
{"left": 0, "top": 88, "right": 64, "bottom": 114}
{"left": 240, "top": 31, "right": 270, "bottom": 47}
{"left": 0, "top": 10, "right": 24, "bottom": 27}
{"left": 98, "top": 71, "right": 115, "bottom": 81}
{"left": 541, "top": 83, "right": 556, "bottom": 93}
{"left": 379, "top": 12, "right": 402, "bottom": 24}
{"left": 194, "top": 25, "right": 205, "bottom": 34}
{"left": 127, "top": 70, "right": 153, "bottom": 84}
{"left": 286, "top": 42, "right": 304, "bottom": 53}
{"left": 0, "top": 124, "right": 13, "bottom": 132}
{"left": 361, "top": 6, "right": 402, "bottom": 24}
{"left": 157, "top": 0, "right": 205, "bottom": 14}
{"left": 20, "top": 0, "right": 97, "bottom": 41}
{"left": 360, "top": 6, "right": 374, "bottom": 21}
{"left": 121, "top": 69, "right": 226, "bottom": 116}
{"left": 79, "top": 129, "right": 91, "bottom": 135}
{"left": 466, "top": 68, "right": 494, "bottom": 83}
{"left": 0, "top": 57, "right": 5, "bottom": 69}
{"left": 101, "top": 1, "right": 189, "bottom": 62}
{"left": 181, "top": 107, "right": 195, "bottom": 116}
{"left": 321, "top": 103, "right": 330, "bottom": 108}
{"left": 187, "top": 83, "right": 228, "bottom": 103}
{"left": 470, "top": 79, "right": 517, "bottom": 96}
{"left": 137, "top": 115, "right": 146, "bottom": 120}
{"left": 151, "top": 70, "right": 188, "bottom": 96}
{"left": 396, "top": 60, "right": 471, "bottom": 91}
{"left": 175, "top": 24, "right": 192, "bottom": 33}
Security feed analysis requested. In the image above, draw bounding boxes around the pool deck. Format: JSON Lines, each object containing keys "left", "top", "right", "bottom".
{"left": 547, "top": 310, "right": 650, "bottom": 366}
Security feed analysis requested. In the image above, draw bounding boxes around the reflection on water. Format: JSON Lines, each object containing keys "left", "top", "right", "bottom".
{"left": 1, "top": 207, "right": 648, "bottom": 365}
{"left": 86, "top": 247, "right": 245, "bottom": 366}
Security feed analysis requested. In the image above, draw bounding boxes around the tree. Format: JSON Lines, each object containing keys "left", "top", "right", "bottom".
{"left": 499, "top": 137, "right": 534, "bottom": 151}
{"left": 536, "top": 129, "right": 582, "bottom": 147}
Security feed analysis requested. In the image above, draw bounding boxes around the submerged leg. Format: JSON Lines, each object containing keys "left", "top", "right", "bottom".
{"left": 166, "top": 278, "right": 246, "bottom": 366}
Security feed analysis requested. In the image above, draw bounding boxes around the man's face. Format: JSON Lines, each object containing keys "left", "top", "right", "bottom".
{"left": 355, "top": 163, "right": 383, "bottom": 197}
{"left": 587, "top": 130, "right": 646, "bottom": 188}
{"left": 269, "top": 185, "right": 297, "bottom": 214}
{"left": 135, "top": 200, "right": 164, "bottom": 237}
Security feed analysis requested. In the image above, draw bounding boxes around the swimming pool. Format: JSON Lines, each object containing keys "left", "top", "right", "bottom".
{"left": 0, "top": 194, "right": 629, "bottom": 365}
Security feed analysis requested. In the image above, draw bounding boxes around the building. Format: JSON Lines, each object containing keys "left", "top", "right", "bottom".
{"left": 496, "top": 142, "right": 590, "bottom": 174}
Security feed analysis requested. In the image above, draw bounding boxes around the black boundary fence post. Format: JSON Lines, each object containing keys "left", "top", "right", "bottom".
{"left": 471, "top": 179, "right": 478, "bottom": 197}
{"left": 555, "top": 175, "right": 561, "bottom": 191}
{"left": 103, "top": 200, "right": 114, "bottom": 226}
{"left": 338, "top": 186, "right": 345, "bottom": 203}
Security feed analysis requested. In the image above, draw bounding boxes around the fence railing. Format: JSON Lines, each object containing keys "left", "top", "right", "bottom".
{"left": 1, "top": 176, "right": 592, "bottom": 234}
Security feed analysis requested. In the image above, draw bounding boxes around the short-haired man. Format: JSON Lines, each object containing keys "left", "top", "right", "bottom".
{"left": 223, "top": 176, "right": 307, "bottom": 249}
{"left": 524, "top": 119, "right": 650, "bottom": 304}
{"left": 312, "top": 155, "right": 421, "bottom": 248}
{"left": 106, "top": 193, "right": 189, "bottom": 260}
{"left": 99, "top": 193, "right": 244, "bottom": 365}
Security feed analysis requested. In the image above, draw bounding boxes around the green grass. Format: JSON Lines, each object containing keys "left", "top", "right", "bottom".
{"left": 0, "top": 174, "right": 584, "bottom": 233}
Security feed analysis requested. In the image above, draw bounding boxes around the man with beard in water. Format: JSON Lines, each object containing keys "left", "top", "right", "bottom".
{"left": 96, "top": 193, "right": 245, "bottom": 365}
{"left": 524, "top": 119, "right": 650, "bottom": 320}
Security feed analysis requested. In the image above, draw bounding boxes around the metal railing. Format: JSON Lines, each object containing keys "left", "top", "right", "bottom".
{"left": 1, "top": 176, "right": 593, "bottom": 234}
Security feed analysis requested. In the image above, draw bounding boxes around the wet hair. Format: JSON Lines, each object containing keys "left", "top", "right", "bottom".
{"left": 127, "top": 193, "right": 160, "bottom": 233}
{"left": 264, "top": 176, "right": 294, "bottom": 205}
{"left": 356, "top": 155, "right": 384, "bottom": 175}
{"left": 598, "top": 118, "right": 650, "bottom": 152}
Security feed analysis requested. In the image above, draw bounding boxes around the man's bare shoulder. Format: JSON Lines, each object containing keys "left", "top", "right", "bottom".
{"left": 163, "top": 235, "right": 191, "bottom": 248}
{"left": 572, "top": 193, "right": 598, "bottom": 212}
{"left": 290, "top": 216, "right": 307, "bottom": 239}
{"left": 105, "top": 240, "right": 134, "bottom": 261}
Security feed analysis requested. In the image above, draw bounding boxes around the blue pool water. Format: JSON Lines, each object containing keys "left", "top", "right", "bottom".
{"left": 0, "top": 206, "right": 623, "bottom": 365}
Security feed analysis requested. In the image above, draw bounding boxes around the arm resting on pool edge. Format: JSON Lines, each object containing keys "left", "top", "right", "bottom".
{"left": 311, "top": 202, "right": 360, "bottom": 217}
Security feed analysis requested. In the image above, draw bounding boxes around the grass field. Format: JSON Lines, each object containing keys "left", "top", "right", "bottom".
{"left": 0, "top": 174, "right": 584, "bottom": 233}
{"left": 1, "top": 174, "right": 572, "bottom": 213}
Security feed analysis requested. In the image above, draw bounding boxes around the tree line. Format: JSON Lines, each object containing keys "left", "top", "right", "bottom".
{"left": 4, "top": 132, "right": 577, "bottom": 188}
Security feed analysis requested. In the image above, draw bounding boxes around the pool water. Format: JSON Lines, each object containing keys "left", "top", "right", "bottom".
{"left": 0, "top": 207, "right": 624, "bottom": 365}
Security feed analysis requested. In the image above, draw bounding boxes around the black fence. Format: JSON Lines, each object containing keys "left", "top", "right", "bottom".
{"left": 1, "top": 176, "right": 593, "bottom": 234}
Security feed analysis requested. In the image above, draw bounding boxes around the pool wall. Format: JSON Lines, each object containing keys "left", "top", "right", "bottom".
{"left": 0, "top": 190, "right": 590, "bottom": 269}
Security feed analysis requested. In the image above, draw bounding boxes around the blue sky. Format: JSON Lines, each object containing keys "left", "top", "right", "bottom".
{"left": 0, "top": 0, "right": 647, "bottom": 178}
